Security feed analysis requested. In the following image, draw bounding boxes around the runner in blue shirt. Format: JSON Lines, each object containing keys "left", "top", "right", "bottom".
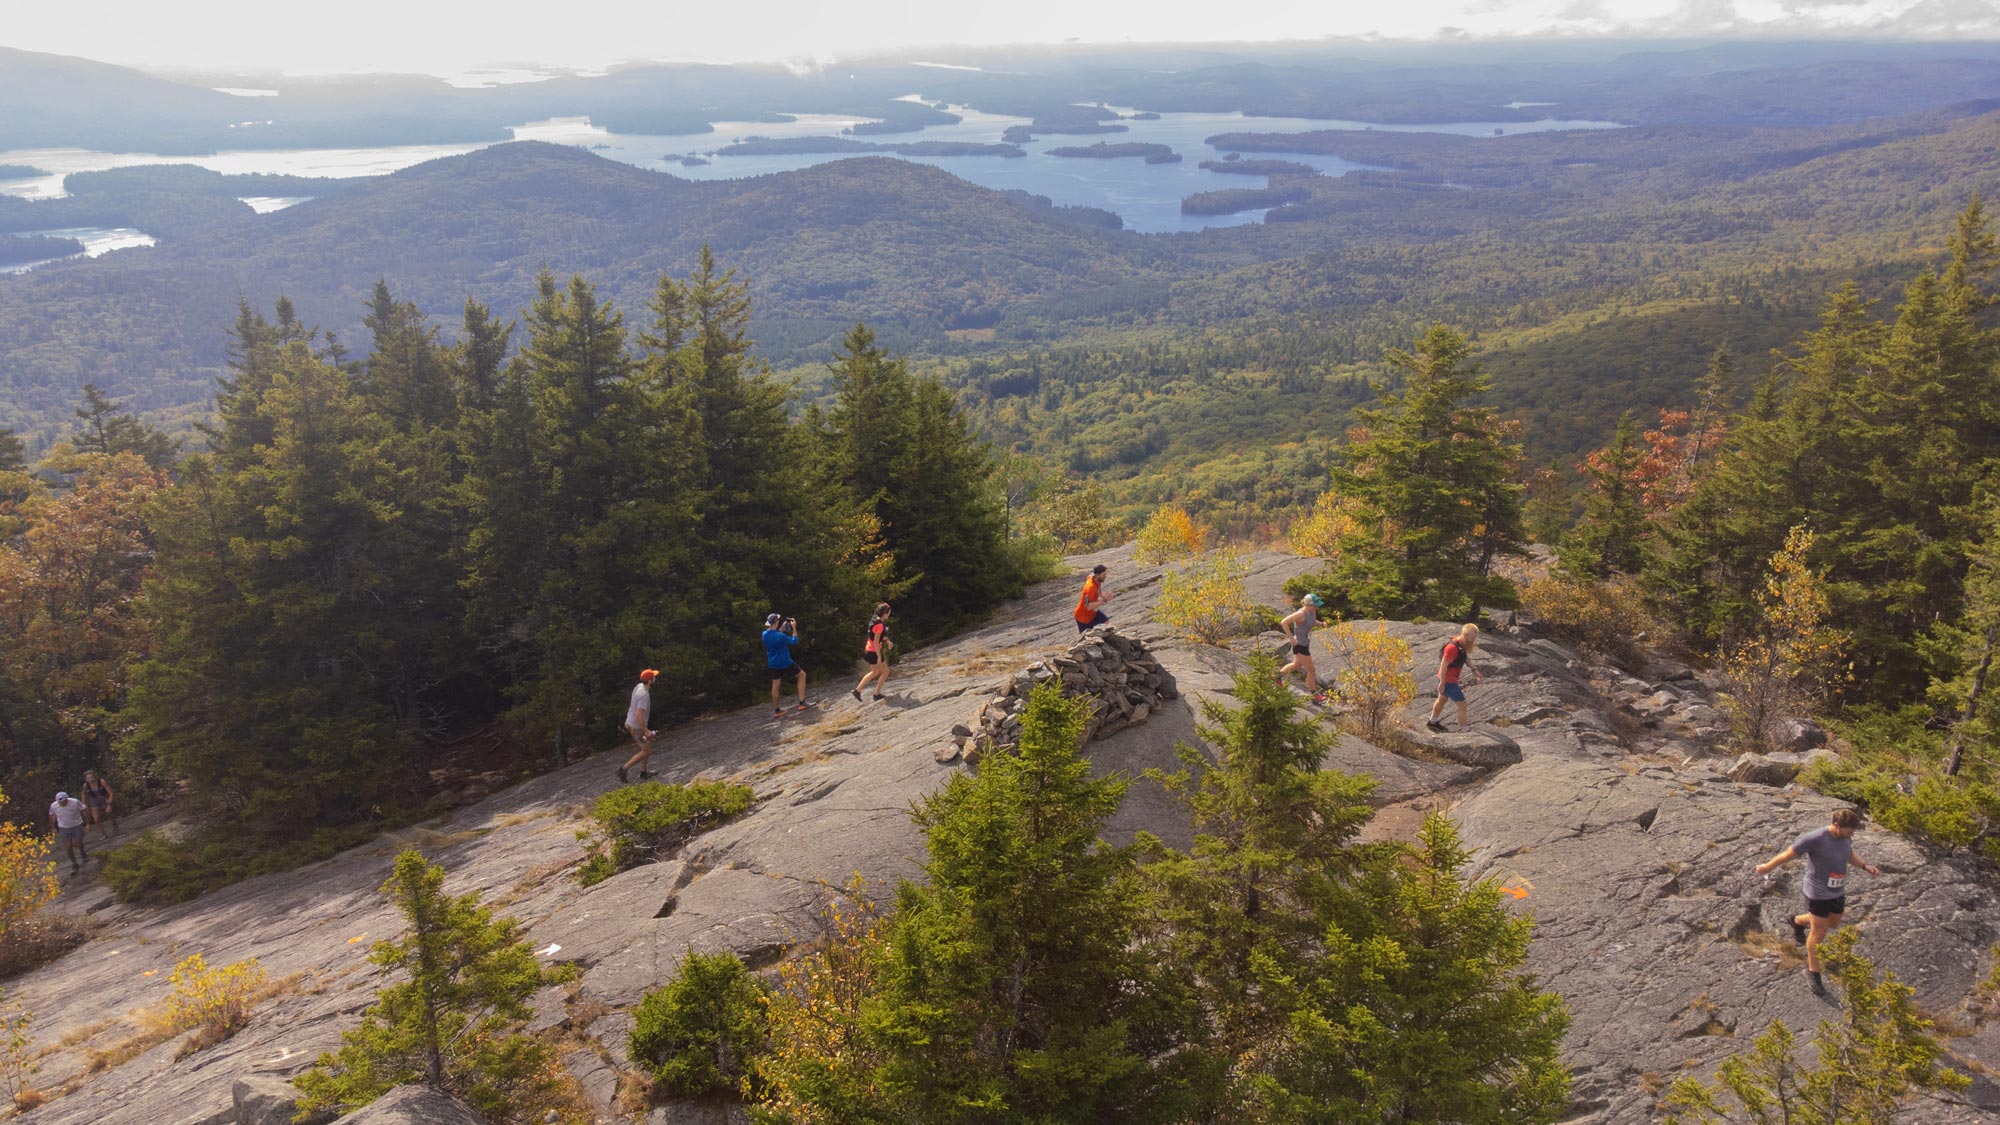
{"left": 763, "top": 613, "right": 808, "bottom": 716}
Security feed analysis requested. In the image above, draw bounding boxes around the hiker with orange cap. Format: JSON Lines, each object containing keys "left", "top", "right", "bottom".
{"left": 618, "top": 668, "right": 660, "bottom": 783}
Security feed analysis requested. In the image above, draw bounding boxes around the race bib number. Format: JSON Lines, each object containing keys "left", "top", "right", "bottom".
{"left": 1826, "top": 871, "right": 1845, "bottom": 890}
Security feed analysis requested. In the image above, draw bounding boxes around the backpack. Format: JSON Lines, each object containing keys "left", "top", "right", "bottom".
{"left": 1441, "top": 641, "right": 1467, "bottom": 670}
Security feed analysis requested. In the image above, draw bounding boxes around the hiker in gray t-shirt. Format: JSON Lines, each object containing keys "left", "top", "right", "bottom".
{"left": 1754, "top": 807, "right": 1881, "bottom": 995}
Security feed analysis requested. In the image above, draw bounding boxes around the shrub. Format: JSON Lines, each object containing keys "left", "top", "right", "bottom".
{"left": 102, "top": 824, "right": 379, "bottom": 905}
{"left": 1519, "top": 572, "right": 1652, "bottom": 655}
{"left": 1802, "top": 757, "right": 2000, "bottom": 860}
{"left": 577, "top": 782, "right": 757, "bottom": 887}
{"left": 0, "top": 993, "right": 36, "bottom": 1110}
{"left": 0, "top": 798, "right": 56, "bottom": 933}
{"left": 1663, "top": 929, "right": 1967, "bottom": 1123}
{"left": 1156, "top": 549, "right": 1256, "bottom": 645}
{"left": 162, "top": 953, "right": 265, "bottom": 1045}
{"left": 0, "top": 798, "right": 59, "bottom": 975}
{"left": 1288, "top": 490, "right": 1371, "bottom": 563}
{"left": 630, "top": 950, "right": 769, "bottom": 1097}
{"left": 752, "top": 879, "right": 885, "bottom": 1121}
{"left": 1134, "top": 504, "right": 1207, "bottom": 564}
{"left": 1328, "top": 622, "right": 1417, "bottom": 737}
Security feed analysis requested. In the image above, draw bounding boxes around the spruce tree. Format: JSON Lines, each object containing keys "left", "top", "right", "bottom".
{"left": 1253, "top": 813, "right": 1571, "bottom": 1123}
{"left": 1306, "top": 325, "right": 1525, "bottom": 618}
{"left": 819, "top": 324, "right": 1012, "bottom": 632}
{"left": 859, "top": 685, "right": 1184, "bottom": 1122}
{"left": 133, "top": 336, "right": 434, "bottom": 826}
{"left": 294, "top": 850, "right": 566, "bottom": 1123}
{"left": 1560, "top": 411, "right": 1648, "bottom": 579}
{"left": 1143, "top": 657, "right": 1377, "bottom": 1109}
{"left": 0, "top": 429, "right": 22, "bottom": 475}
{"left": 69, "top": 384, "right": 178, "bottom": 468}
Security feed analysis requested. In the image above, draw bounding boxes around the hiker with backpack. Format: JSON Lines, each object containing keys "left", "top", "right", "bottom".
{"left": 851, "top": 602, "right": 895, "bottom": 702}
{"left": 1426, "top": 623, "right": 1483, "bottom": 733}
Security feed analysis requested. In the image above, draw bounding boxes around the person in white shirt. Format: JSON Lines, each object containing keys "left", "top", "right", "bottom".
{"left": 48, "top": 791, "right": 88, "bottom": 874}
{"left": 618, "top": 669, "right": 660, "bottom": 784}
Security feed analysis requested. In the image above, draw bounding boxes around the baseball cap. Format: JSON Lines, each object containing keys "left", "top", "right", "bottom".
{"left": 766, "top": 613, "right": 783, "bottom": 628}
{"left": 639, "top": 669, "right": 659, "bottom": 682}
{"left": 54, "top": 792, "right": 67, "bottom": 801}
{"left": 1304, "top": 593, "right": 1325, "bottom": 607}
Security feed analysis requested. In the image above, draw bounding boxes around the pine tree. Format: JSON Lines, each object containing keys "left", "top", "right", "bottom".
{"left": 1560, "top": 411, "right": 1648, "bottom": 579}
{"left": 0, "top": 430, "right": 22, "bottom": 475}
{"left": 133, "top": 337, "right": 436, "bottom": 826}
{"left": 1305, "top": 325, "right": 1526, "bottom": 618}
{"left": 1144, "top": 657, "right": 1376, "bottom": 1106}
{"left": 857, "top": 685, "right": 1185, "bottom": 1122}
{"left": 1250, "top": 813, "right": 1571, "bottom": 1123}
{"left": 818, "top": 325, "right": 1013, "bottom": 629}
{"left": 68, "top": 384, "right": 178, "bottom": 468}
{"left": 294, "top": 850, "right": 568, "bottom": 1123}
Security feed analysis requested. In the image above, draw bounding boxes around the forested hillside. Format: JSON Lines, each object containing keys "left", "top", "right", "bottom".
{"left": 7, "top": 95, "right": 2000, "bottom": 468}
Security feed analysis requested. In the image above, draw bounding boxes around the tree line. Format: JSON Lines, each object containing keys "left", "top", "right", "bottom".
{"left": 0, "top": 250, "right": 1029, "bottom": 897}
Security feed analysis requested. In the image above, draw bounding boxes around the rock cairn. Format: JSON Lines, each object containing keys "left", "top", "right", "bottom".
{"left": 941, "top": 627, "right": 1179, "bottom": 764}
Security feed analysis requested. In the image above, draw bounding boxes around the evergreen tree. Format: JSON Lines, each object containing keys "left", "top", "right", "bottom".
{"left": 1250, "top": 813, "right": 1571, "bottom": 1123}
{"left": 294, "top": 850, "right": 568, "bottom": 1123}
{"left": 1304, "top": 325, "right": 1526, "bottom": 618}
{"left": 643, "top": 252, "right": 886, "bottom": 684}
{"left": 361, "top": 280, "right": 457, "bottom": 433}
{"left": 69, "top": 384, "right": 178, "bottom": 468}
{"left": 453, "top": 298, "right": 513, "bottom": 411}
{"left": 1144, "top": 661, "right": 1567, "bottom": 1121}
{"left": 818, "top": 324, "right": 1013, "bottom": 632}
{"left": 1143, "top": 657, "right": 1377, "bottom": 1108}
{"left": 857, "top": 685, "right": 1186, "bottom": 1121}
{"left": 0, "top": 429, "right": 22, "bottom": 475}
{"left": 464, "top": 270, "right": 702, "bottom": 756}
{"left": 1560, "top": 411, "right": 1648, "bottom": 579}
{"left": 133, "top": 337, "right": 437, "bottom": 826}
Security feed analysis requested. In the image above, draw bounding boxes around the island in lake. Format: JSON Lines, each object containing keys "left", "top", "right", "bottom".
{"left": 0, "top": 164, "right": 46, "bottom": 181}
{"left": 0, "top": 233, "right": 86, "bottom": 267}
{"left": 1048, "top": 142, "right": 1183, "bottom": 163}
{"left": 1198, "top": 157, "right": 1320, "bottom": 177}
{"left": 715, "top": 136, "right": 1025, "bottom": 158}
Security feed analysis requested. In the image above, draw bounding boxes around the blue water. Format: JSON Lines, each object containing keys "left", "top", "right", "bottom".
{"left": 0, "top": 101, "right": 1623, "bottom": 235}
{"left": 520, "top": 102, "right": 1623, "bottom": 234}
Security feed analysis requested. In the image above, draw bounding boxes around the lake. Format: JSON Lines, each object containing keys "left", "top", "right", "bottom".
{"left": 0, "top": 100, "right": 1623, "bottom": 234}
{"left": 0, "top": 227, "right": 158, "bottom": 275}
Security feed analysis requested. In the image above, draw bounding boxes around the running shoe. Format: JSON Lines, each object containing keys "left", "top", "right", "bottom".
{"left": 851, "top": 689, "right": 863, "bottom": 702}
{"left": 1808, "top": 971, "right": 1825, "bottom": 996}
{"left": 1790, "top": 920, "right": 1807, "bottom": 946}
{"left": 639, "top": 770, "right": 654, "bottom": 780}
{"left": 616, "top": 766, "right": 628, "bottom": 783}
{"left": 1425, "top": 719, "right": 1446, "bottom": 732}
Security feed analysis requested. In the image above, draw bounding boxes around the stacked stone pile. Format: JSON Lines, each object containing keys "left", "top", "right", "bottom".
{"left": 942, "top": 627, "right": 1179, "bottom": 764}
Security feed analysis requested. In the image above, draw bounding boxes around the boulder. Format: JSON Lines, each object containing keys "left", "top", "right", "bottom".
{"left": 1728, "top": 751, "right": 1805, "bottom": 786}
{"left": 1774, "top": 717, "right": 1828, "bottom": 753}
{"left": 328, "top": 1085, "right": 489, "bottom": 1125}
{"left": 1403, "top": 726, "right": 1522, "bottom": 768}
{"left": 233, "top": 1077, "right": 332, "bottom": 1125}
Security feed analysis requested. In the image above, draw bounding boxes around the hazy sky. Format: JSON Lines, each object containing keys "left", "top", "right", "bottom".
{"left": 10, "top": 0, "right": 1999, "bottom": 76}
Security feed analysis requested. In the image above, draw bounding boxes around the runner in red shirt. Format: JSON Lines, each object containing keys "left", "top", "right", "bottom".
{"left": 1425, "top": 623, "right": 1483, "bottom": 733}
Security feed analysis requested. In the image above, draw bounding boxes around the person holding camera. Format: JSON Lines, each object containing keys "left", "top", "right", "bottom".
{"left": 763, "top": 612, "right": 809, "bottom": 716}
